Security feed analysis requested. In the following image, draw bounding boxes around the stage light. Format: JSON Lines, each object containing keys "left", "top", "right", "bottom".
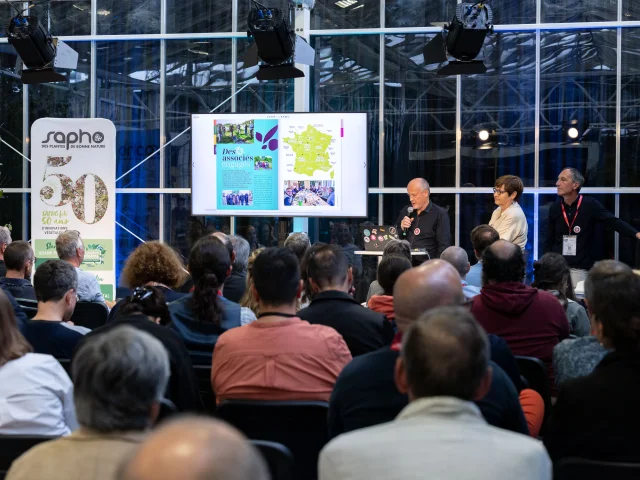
{"left": 423, "top": 3, "right": 494, "bottom": 76}
{"left": 567, "top": 127, "right": 579, "bottom": 140}
{"left": 478, "top": 129, "right": 490, "bottom": 142}
{"left": 244, "top": 0, "right": 316, "bottom": 81}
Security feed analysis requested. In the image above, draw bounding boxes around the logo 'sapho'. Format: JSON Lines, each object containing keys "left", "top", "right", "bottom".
{"left": 42, "top": 130, "right": 105, "bottom": 150}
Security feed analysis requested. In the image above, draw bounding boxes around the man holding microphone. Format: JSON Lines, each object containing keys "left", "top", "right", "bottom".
{"left": 396, "top": 178, "right": 451, "bottom": 264}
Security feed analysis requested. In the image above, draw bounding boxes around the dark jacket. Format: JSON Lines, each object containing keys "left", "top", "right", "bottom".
{"left": 1, "top": 283, "right": 28, "bottom": 324}
{"left": 328, "top": 347, "right": 528, "bottom": 439}
{"left": 0, "top": 277, "right": 37, "bottom": 301}
{"left": 545, "top": 351, "right": 640, "bottom": 463}
{"left": 223, "top": 271, "right": 247, "bottom": 304}
{"left": 471, "top": 282, "right": 570, "bottom": 393}
{"left": 83, "top": 314, "right": 203, "bottom": 413}
{"left": 298, "top": 290, "right": 394, "bottom": 357}
{"left": 21, "top": 320, "right": 84, "bottom": 358}
{"left": 168, "top": 293, "right": 242, "bottom": 364}
{"left": 108, "top": 286, "right": 186, "bottom": 323}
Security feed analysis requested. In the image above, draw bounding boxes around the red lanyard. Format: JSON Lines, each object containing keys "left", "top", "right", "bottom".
{"left": 561, "top": 195, "right": 583, "bottom": 233}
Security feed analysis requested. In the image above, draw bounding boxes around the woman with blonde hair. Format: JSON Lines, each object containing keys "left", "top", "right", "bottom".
{"left": 240, "top": 248, "right": 264, "bottom": 316}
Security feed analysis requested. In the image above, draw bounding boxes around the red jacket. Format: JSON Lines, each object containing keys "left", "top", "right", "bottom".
{"left": 471, "top": 282, "right": 570, "bottom": 394}
{"left": 368, "top": 295, "right": 395, "bottom": 320}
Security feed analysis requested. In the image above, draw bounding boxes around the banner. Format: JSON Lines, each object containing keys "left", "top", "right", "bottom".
{"left": 31, "top": 118, "right": 116, "bottom": 302}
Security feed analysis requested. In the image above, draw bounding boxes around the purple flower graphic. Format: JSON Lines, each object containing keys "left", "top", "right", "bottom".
{"left": 256, "top": 125, "right": 278, "bottom": 151}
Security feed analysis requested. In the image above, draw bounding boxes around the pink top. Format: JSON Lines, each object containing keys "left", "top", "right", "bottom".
{"left": 211, "top": 317, "right": 352, "bottom": 403}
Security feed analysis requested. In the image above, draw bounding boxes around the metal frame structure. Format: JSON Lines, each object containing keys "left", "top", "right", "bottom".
{"left": 0, "top": 0, "right": 638, "bottom": 264}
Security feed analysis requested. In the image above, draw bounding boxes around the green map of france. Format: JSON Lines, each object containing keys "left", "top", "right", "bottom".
{"left": 284, "top": 125, "right": 335, "bottom": 179}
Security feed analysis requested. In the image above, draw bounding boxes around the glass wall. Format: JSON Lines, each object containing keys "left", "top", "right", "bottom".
{"left": 2, "top": 0, "right": 640, "bottom": 291}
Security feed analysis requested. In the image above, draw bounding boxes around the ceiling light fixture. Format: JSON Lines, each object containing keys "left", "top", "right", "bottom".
{"left": 336, "top": 0, "right": 357, "bottom": 8}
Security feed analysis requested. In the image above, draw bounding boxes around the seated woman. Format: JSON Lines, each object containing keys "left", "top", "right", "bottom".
{"left": 169, "top": 236, "right": 256, "bottom": 364}
{"left": 366, "top": 239, "right": 411, "bottom": 302}
{"left": 489, "top": 175, "right": 528, "bottom": 252}
{"left": 110, "top": 241, "right": 188, "bottom": 321}
{"left": 532, "top": 252, "right": 590, "bottom": 337}
{"left": 0, "top": 289, "right": 78, "bottom": 436}
{"left": 367, "top": 255, "right": 412, "bottom": 321}
{"left": 239, "top": 248, "right": 264, "bottom": 317}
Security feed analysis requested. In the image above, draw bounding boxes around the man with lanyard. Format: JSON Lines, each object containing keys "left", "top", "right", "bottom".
{"left": 546, "top": 167, "right": 640, "bottom": 287}
{"left": 395, "top": 178, "right": 451, "bottom": 264}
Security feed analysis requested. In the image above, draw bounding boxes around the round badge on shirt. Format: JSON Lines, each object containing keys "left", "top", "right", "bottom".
{"left": 573, "top": 226, "right": 581, "bottom": 234}
{"left": 414, "top": 228, "right": 421, "bottom": 235}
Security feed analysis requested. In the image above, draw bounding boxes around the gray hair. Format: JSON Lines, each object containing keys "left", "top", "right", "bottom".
{"left": 56, "top": 230, "right": 83, "bottom": 260}
{"left": 440, "top": 246, "right": 469, "bottom": 279}
{"left": 230, "top": 235, "right": 250, "bottom": 273}
{"left": 0, "top": 226, "right": 11, "bottom": 246}
{"left": 284, "top": 232, "right": 311, "bottom": 264}
{"left": 584, "top": 260, "right": 632, "bottom": 303}
{"left": 72, "top": 326, "right": 170, "bottom": 432}
{"left": 382, "top": 239, "right": 411, "bottom": 262}
{"left": 402, "top": 306, "right": 489, "bottom": 401}
{"left": 564, "top": 167, "right": 585, "bottom": 191}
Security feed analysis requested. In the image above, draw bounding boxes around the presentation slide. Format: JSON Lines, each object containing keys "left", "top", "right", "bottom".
{"left": 191, "top": 113, "right": 368, "bottom": 217}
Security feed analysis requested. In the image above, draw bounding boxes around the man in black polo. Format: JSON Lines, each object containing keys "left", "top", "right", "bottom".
{"left": 546, "top": 167, "right": 640, "bottom": 287}
{"left": 395, "top": 178, "right": 451, "bottom": 263}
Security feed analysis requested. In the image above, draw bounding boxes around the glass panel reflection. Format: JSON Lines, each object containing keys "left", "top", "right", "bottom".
{"left": 167, "top": 0, "right": 232, "bottom": 33}
{"left": 542, "top": 0, "right": 618, "bottom": 23}
{"left": 619, "top": 195, "right": 640, "bottom": 267}
{"left": 97, "top": 0, "right": 160, "bottom": 35}
{"left": 620, "top": 28, "right": 640, "bottom": 186}
{"left": 28, "top": 0, "right": 91, "bottom": 36}
{"left": 0, "top": 41, "right": 23, "bottom": 189}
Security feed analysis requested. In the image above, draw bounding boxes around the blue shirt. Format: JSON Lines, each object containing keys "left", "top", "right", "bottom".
{"left": 327, "top": 192, "right": 335, "bottom": 206}
{"left": 466, "top": 261, "right": 483, "bottom": 288}
{"left": 21, "top": 320, "right": 86, "bottom": 359}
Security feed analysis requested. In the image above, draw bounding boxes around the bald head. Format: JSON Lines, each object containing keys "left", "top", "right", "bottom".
{"left": 440, "top": 246, "right": 470, "bottom": 279}
{"left": 408, "top": 178, "right": 429, "bottom": 192}
{"left": 120, "top": 417, "right": 269, "bottom": 480}
{"left": 393, "top": 259, "right": 464, "bottom": 333}
{"left": 482, "top": 240, "right": 525, "bottom": 285}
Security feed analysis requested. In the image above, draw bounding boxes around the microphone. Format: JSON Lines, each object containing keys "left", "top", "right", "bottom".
{"left": 403, "top": 206, "right": 414, "bottom": 232}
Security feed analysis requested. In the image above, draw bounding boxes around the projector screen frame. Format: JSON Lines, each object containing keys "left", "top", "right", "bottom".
{"left": 189, "top": 111, "right": 370, "bottom": 218}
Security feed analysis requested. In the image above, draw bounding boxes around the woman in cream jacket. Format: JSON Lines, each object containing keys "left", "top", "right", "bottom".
{"left": 489, "top": 175, "right": 528, "bottom": 252}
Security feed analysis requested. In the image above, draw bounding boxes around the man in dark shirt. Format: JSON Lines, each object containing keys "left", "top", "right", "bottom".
{"left": 298, "top": 244, "right": 393, "bottom": 357}
{"left": 0, "top": 240, "right": 37, "bottom": 301}
{"left": 328, "top": 260, "right": 528, "bottom": 439}
{"left": 22, "top": 259, "right": 86, "bottom": 359}
{"left": 395, "top": 178, "right": 451, "bottom": 263}
{"left": 546, "top": 167, "right": 640, "bottom": 286}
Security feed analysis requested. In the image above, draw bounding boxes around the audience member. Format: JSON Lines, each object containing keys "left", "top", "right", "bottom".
{"left": 299, "top": 242, "right": 327, "bottom": 308}
{"left": 0, "top": 289, "right": 77, "bottom": 436}
{"left": 366, "top": 239, "right": 411, "bottom": 301}
{"left": 467, "top": 225, "right": 500, "bottom": 288}
{"left": 329, "top": 260, "right": 539, "bottom": 440}
{"left": 298, "top": 244, "right": 393, "bottom": 356}
{"left": 320, "top": 306, "right": 551, "bottom": 480}
{"left": 471, "top": 240, "right": 569, "bottom": 393}
{"left": 532, "top": 252, "right": 590, "bottom": 337}
{"left": 212, "top": 248, "right": 351, "bottom": 403}
{"left": 6, "top": 326, "right": 170, "bottom": 480}
{"left": 284, "top": 231, "right": 311, "bottom": 264}
{"left": 89, "top": 287, "right": 202, "bottom": 412}
{"left": 367, "top": 255, "right": 412, "bottom": 320}
{"left": 242, "top": 225, "right": 263, "bottom": 251}
{"left": 224, "top": 235, "right": 250, "bottom": 303}
{"left": 118, "top": 416, "right": 269, "bottom": 480}
{"left": 441, "top": 246, "right": 481, "bottom": 298}
{"left": 334, "top": 222, "right": 363, "bottom": 276}
{"left": 239, "top": 247, "right": 264, "bottom": 316}
{"left": 56, "top": 230, "right": 109, "bottom": 305}
{"left": 552, "top": 260, "right": 621, "bottom": 386}
{"left": 0, "top": 240, "right": 36, "bottom": 300}
{"left": 22, "top": 260, "right": 88, "bottom": 358}
{"left": 489, "top": 175, "right": 528, "bottom": 252}
{"left": 111, "top": 241, "right": 187, "bottom": 321}
{"left": 545, "top": 264, "right": 640, "bottom": 463}
{"left": 0, "top": 225, "right": 12, "bottom": 277}
{"left": 168, "top": 236, "right": 255, "bottom": 364}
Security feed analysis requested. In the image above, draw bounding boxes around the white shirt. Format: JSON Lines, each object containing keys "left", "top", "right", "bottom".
{"left": 0, "top": 353, "right": 78, "bottom": 436}
{"left": 489, "top": 202, "right": 528, "bottom": 252}
{"left": 319, "top": 397, "right": 551, "bottom": 480}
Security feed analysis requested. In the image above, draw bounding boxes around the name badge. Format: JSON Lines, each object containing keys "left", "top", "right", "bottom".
{"left": 563, "top": 235, "right": 577, "bottom": 256}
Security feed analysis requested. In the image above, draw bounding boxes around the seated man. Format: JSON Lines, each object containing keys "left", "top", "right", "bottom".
{"left": 467, "top": 225, "right": 500, "bottom": 288}
{"left": 320, "top": 307, "right": 551, "bottom": 480}
{"left": 329, "top": 260, "right": 533, "bottom": 440}
{"left": 224, "top": 235, "right": 250, "bottom": 303}
{"left": 212, "top": 248, "right": 352, "bottom": 403}
{"left": 22, "top": 260, "right": 89, "bottom": 358}
{"left": 118, "top": 416, "right": 269, "bottom": 480}
{"left": 470, "top": 240, "right": 570, "bottom": 394}
{"left": 56, "top": 230, "right": 110, "bottom": 306}
{"left": 440, "top": 246, "right": 481, "bottom": 298}
{"left": 298, "top": 244, "right": 393, "bottom": 356}
{"left": 6, "top": 326, "right": 170, "bottom": 480}
{"left": 0, "top": 240, "right": 37, "bottom": 301}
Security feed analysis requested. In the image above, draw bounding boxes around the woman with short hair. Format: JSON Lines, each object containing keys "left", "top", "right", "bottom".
{"left": 489, "top": 175, "right": 528, "bottom": 252}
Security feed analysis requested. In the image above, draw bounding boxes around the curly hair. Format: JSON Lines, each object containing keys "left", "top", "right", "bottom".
{"left": 121, "top": 241, "right": 187, "bottom": 289}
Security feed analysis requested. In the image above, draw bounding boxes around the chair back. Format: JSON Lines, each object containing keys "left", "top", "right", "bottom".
{"left": 192, "top": 365, "right": 216, "bottom": 414}
{"left": 217, "top": 400, "right": 329, "bottom": 480}
{"left": 556, "top": 457, "right": 640, "bottom": 480}
{"left": 251, "top": 440, "right": 294, "bottom": 480}
{"left": 0, "top": 435, "right": 55, "bottom": 479}
{"left": 56, "top": 358, "right": 72, "bottom": 376}
{"left": 15, "top": 298, "right": 37, "bottom": 319}
{"left": 515, "top": 355, "right": 553, "bottom": 415}
{"left": 70, "top": 301, "right": 109, "bottom": 330}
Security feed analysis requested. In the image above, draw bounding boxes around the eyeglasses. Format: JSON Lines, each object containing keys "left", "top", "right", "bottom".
{"left": 493, "top": 188, "right": 507, "bottom": 195}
